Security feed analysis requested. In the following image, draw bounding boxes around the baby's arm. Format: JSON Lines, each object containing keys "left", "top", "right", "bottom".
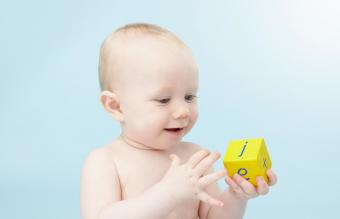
{"left": 80, "top": 148, "right": 226, "bottom": 219}
{"left": 80, "top": 148, "right": 122, "bottom": 219}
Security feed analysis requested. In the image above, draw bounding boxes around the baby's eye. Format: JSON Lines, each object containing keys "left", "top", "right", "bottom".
{"left": 157, "top": 98, "right": 171, "bottom": 104}
{"left": 185, "top": 94, "right": 197, "bottom": 102}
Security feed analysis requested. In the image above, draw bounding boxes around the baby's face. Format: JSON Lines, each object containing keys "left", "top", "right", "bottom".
{"left": 113, "top": 37, "right": 199, "bottom": 150}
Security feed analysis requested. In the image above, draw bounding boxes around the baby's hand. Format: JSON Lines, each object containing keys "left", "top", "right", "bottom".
{"left": 160, "top": 150, "right": 227, "bottom": 207}
{"left": 225, "top": 169, "right": 277, "bottom": 200}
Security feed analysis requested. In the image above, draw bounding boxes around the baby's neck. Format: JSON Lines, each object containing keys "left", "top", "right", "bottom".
{"left": 119, "top": 134, "right": 158, "bottom": 151}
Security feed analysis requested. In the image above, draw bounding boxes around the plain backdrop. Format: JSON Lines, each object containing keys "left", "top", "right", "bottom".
{"left": 1, "top": 0, "right": 339, "bottom": 218}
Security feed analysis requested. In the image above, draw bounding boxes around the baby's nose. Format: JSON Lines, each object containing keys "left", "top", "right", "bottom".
{"left": 172, "top": 104, "right": 190, "bottom": 119}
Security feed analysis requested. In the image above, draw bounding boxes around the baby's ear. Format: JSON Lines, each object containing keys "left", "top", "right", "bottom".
{"left": 99, "top": 91, "right": 124, "bottom": 122}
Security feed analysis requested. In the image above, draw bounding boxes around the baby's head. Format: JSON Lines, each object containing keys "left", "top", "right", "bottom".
{"left": 98, "top": 23, "right": 199, "bottom": 150}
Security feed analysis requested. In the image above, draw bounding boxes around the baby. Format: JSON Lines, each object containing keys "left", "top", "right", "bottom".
{"left": 80, "top": 23, "right": 277, "bottom": 219}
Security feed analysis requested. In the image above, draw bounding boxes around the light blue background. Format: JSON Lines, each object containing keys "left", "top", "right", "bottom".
{"left": 1, "top": 1, "right": 339, "bottom": 218}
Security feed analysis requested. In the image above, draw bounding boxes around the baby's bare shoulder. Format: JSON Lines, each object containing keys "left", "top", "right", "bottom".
{"left": 84, "top": 145, "right": 114, "bottom": 163}
{"left": 82, "top": 142, "right": 121, "bottom": 168}
{"left": 177, "top": 141, "right": 208, "bottom": 159}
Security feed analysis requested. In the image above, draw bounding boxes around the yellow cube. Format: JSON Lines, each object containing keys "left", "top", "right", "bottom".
{"left": 223, "top": 138, "right": 272, "bottom": 186}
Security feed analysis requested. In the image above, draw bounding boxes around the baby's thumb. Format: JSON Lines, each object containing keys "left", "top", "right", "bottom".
{"left": 169, "top": 154, "right": 181, "bottom": 165}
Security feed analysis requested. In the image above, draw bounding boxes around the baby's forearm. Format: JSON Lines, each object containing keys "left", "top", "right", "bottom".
{"left": 207, "top": 189, "right": 247, "bottom": 219}
{"left": 99, "top": 182, "right": 177, "bottom": 219}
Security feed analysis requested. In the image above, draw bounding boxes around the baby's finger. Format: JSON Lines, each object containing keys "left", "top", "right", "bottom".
{"left": 232, "top": 174, "right": 256, "bottom": 196}
{"left": 186, "top": 150, "right": 210, "bottom": 168}
{"left": 256, "top": 176, "right": 269, "bottom": 195}
{"left": 197, "top": 192, "right": 224, "bottom": 207}
{"left": 225, "top": 175, "right": 244, "bottom": 194}
{"left": 169, "top": 154, "right": 181, "bottom": 166}
{"left": 266, "top": 169, "right": 277, "bottom": 186}
{"left": 194, "top": 152, "right": 221, "bottom": 177}
{"left": 199, "top": 169, "right": 227, "bottom": 188}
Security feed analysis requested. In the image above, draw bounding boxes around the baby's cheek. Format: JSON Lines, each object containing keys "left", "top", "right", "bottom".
{"left": 191, "top": 107, "right": 199, "bottom": 123}
{"left": 142, "top": 114, "right": 167, "bottom": 130}
{"left": 185, "top": 109, "right": 198, "bottom": 132}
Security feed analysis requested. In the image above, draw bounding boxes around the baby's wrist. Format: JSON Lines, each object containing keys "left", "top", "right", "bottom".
{"left": 156, "top": 181, "right": 182, "bottom": 207}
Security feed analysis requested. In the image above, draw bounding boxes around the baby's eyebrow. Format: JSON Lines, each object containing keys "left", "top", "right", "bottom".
{"left": 189, "top": 86, "right": 199, "bottom": 92}
{"left": 150, "top": 86, "right": 198, "bottom": 95}
{"left": 151, "top": 86, "right": 172, "bottom": 94}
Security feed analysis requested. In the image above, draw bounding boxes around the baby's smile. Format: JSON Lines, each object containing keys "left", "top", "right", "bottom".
{"left": 164, "top": 127, "right": 184, "bottom": 132}
{"left": 164, "top": 127, "right": 185, "bottom": 137}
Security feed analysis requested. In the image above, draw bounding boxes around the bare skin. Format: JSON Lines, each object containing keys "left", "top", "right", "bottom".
{"left": 81, "top": 136, "right": 227, "bottom": 219}
{"left": 80, "top": 34, "right": 277, "bottom": 219}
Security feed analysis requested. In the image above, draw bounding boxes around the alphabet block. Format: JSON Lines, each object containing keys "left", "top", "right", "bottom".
{"left": 223, "top": 138, "right": 272, "bottom": 186}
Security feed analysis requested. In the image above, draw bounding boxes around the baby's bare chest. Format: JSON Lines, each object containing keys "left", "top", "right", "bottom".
{"left": 113, "top": 150, "right": 199, "bottom": 219}
{"left": 116, "top": 153, "right": 173, "bottom": 197}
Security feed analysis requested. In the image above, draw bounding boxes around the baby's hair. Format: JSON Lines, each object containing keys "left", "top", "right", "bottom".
{"left": 98, "top": 23, "right": 186, "bottom": 91}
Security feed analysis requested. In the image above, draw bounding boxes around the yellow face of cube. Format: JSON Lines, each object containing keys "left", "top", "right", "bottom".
{"left": 223, "top": 138, "right": 272, "bottom": 186}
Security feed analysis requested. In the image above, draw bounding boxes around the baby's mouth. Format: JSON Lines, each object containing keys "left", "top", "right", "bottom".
{"left": 164, "top": 127, "right": 184, "bottom": 132}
